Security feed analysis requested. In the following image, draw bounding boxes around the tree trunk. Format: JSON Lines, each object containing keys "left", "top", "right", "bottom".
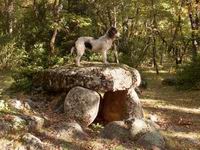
{"left": 152, "top": 37, "right": 159, "bottom": 74}
{"left": 151, "top": 0, "right": 159, "bottom": 74}
{"left": 50, "top": 0, "right": 62, "bottom": 55}
{"left": 168, "top": 0, "right": 184, "bottom": 53}
{"left": 50, "top": 29, "right": 58, "bottom": 55}
{"left": 187, "top": 0, "right": 199, "bottom": 62}
{"left": 5, "top": 0, "right": 14, "bottom": 34}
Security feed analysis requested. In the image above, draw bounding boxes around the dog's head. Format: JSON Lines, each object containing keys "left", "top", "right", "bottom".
{"left": 107, "top": 27, "right": 120, "bottom": 39}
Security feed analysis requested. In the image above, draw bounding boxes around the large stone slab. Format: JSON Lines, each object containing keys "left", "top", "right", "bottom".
{"left": 33, "top": 63, "right": 141, "bottom": 93}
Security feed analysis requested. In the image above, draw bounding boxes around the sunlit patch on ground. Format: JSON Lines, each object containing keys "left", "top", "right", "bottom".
{"left": 142, "top": 99, "right": 200, "bottom": 114}
{"left": 140, "top": 70, "right": 200, "bottom": 149}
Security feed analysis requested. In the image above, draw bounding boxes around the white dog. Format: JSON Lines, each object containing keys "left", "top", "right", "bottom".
{"left": 71, "top": 27, "right": 120, "bottom": 66}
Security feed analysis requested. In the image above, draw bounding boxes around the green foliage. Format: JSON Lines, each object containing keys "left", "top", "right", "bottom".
{"left": 0, "top": 37, "right": 27, "bottom": 70}
{"left": 91, "top": 123, "right": 104, "bottom": 133}
{"left": 176, "top": 56, "right": 200, "bottom": 90}
{"left": 11, "top": 43, "right": 47, "bottom": 92}
{"left": 0, "top": 0, "right": 199, "bottom": 92}
{"left": 118, "top": 38, "right": 149, "bottom": 67}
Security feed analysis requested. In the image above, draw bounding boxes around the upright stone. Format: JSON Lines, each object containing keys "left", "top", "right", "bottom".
{"left": 64, "top": 86, "right": 100, "bottom": 126}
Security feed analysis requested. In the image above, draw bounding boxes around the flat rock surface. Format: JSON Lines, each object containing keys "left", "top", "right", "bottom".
{"left": 33, "top": 63, "right": 141, "bottom": 92}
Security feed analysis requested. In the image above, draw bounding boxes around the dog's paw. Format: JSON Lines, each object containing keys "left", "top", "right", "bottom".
{"left": 75, "top": 63, "right": 82, "bottom": 67}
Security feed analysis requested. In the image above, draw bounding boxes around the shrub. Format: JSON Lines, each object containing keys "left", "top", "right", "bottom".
{"left": 176, "top": 56, "right": 200, "bottom": 90}
{"left": 0, "top": 37, "right": 27, "bottom": 71}
{"left": 11, "top": 43, "right": 47, "bottom": 92}
{"left": 11, "top": 42, "right": 68, "bottom": 92}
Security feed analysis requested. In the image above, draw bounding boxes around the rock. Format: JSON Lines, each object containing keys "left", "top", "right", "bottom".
{"left": 0, "top": 121, "right": 12, "bottom": 134}
{"left": 1, "top": 99, "right": 32, "bottom": 111}
{"left": 29, "top": 115, "right": 45, "bottom": 131}
{"left": 22, "top": 133, "right": 43, "bottom": 150}
{"left": 126, "top": 118, "right": 156, "bottom": 140}
{"left": 0, "top": 139, "right": 22, "bottom": 150}
{"left": 137, "top": 131, "right": 165, "bottom": 150}
{"left": 8, "top": 99, "right": 24, "bottom": 110}
{"left": 102, "top": 87, "right": 143, "bottom": 122}
{"left": 50, "top": 122, "right": 87, "bottom": 140}
{"left": 33, "top": 63, "right": 141, "bottom": 93}
{"left": 148, "top": 114, "right": 159, "bottom": 123}
{"left": 162, "top": 77, "right": 177, "bottom": 86}
{"left": 0, "top": 114, "right": 27, "bottom": 133}
{"left": 101, "top": 118, "right": 164, "bottom": 149}
{"left": 100, "top": 121, "right": 130, "bottom": 142}
{"left": 64, "top": 86, "right": 100, "bottom": 126}
{"left": 125, "top": 87, "right": 143, "bottom": 119}
{"left": 0, "top": 100, "right": 8, "bottom": 111}
{"left": 12, "top": 115, "right": 27, "bottom": 131}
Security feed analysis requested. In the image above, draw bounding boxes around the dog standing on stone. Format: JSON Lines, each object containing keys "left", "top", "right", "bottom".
{"left": 71, "top": 27, "right": 120, "bottom": 66}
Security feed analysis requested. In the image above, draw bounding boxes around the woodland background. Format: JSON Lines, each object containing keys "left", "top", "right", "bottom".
{"left": 0, "top": 0, "right": 200, "bottom": 90}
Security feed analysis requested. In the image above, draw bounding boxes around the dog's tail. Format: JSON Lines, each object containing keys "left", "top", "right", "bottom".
{"left": 70, "top": 46, "right": 75, "bottom": 55}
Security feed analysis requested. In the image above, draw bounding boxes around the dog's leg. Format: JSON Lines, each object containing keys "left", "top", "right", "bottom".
{"left": 76, "top": 55, "right": 82, "bottom": 66}
{"left": 113, "top": 43, "right": 119, "bottom": 64}
{"left": 75, "top": 46, "right": 85, "bottom": 66}
{"left": 102, "top": 50, "right": 108, "bottom": 64}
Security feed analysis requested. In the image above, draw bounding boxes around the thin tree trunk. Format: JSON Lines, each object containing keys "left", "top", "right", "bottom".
{"left": 151, "top": 0, "right": 159, "bottom": 74}
{"left": 135, "top": 37, "right": 151, "bottom": 67}
{"left": 187, "top": 0, "right": 199, "bottom": 62}
{"left": 152, "top": 37, "right": 159, "bottom": 74}
{"left": 168, "top": 0, "right": 184, "bottom": 53}
{"left": 50, "top": 0, "right": 62, "bottom": 55}
{"left": 50, "top": 29, "right": 58, "bottom": 54}
{"left": 5, "top": 0, "right": 14, "bottom": 34}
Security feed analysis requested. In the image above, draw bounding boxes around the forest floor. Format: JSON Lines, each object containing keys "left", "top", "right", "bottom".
{"left": 0, "top": 69, "right": 200, "bottom": 150}
{"left": 141, "top": 69, "right": 200, "bottom": 150}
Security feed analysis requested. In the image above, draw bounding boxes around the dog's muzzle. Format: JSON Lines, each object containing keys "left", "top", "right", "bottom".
{"left": 115, "top": 32, "right": 120, "bottom": 38}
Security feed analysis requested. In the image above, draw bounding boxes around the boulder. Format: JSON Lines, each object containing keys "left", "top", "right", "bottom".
{"left": 64, "top": 86, "right": 100, "bottom": 126}
{"left": 29, "top": 115, "right": 45, "bottom": 131}
{"left": 49, "top": 122, "right": 87, "bottom": 141}
{"left": 100, "top": 121, "right": 130, "bottom": 142}
{"left": 137, "top": 131, "right": 165, "bottom": 150}
{"left": 0, "top": 114, "right": 27, "bottom": 133}
{"left": 7, "top": 99, "right": 24, "bottom": 110}
{"left": 0, "top": 99, "right": 32, "bottom": 111}
{"left": 33, "top": 63, "right": 141, "bottom": 93}
{"left": 0, "top": 100, "right": 8, "bottom": 111}
{"left": 22, "top": 133, "right": 43, "bottom": 150}
{"left": 12, "top": 115, "right": 27, "bottom": 131}
{"left": 126, "top": 118, "right": 157, "bottom": 140}
{"left": 101, "top": 118, "right": 165, "bottom": 149}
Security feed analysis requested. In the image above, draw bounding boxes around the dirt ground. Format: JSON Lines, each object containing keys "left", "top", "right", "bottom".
{"left": 141, "top": 70, "right": 200, "bottom": 150}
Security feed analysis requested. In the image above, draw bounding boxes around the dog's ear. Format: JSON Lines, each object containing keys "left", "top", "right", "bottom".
{"left": 107, "top": 27, "right": 118, "bottom": 38}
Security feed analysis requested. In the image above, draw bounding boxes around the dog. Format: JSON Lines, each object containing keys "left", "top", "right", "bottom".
{"left": 71, "top": 27, "right": 120, "bottom": 66}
